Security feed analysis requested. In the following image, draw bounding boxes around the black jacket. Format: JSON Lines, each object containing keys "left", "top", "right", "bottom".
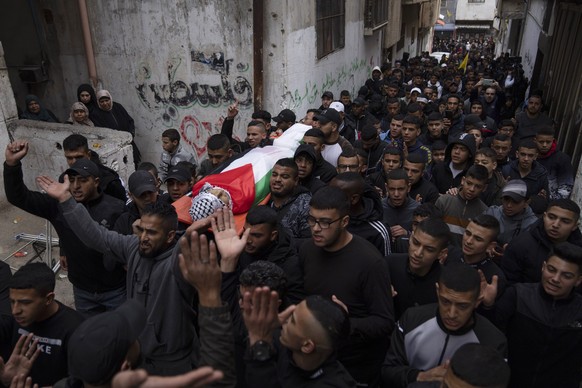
{"left": 348, "top": 185, "right": 391, "bottom": 256}
{"left": 221, "top": 117, "right": 271, "bottom": 153}
{"left": 482, "top": 284, "right": 582, "bottom": 388}
{"left": 501, "top": 160, "right": 549, "bottom": 213}
{"left": 388, "top": 254, "right": 441, "bottom": 320}
{"left": 312, "top": 157, "right": 337, "bottom": 183}
{"left": 4, "top": 162, "right": 127, "bottom": 292}
{"left": 409, "top": 178, "right": 440, "bottom": 204}
{"left": 268, "top": 186, "right": 312, "bottom": 239}
{"left": 382, "top": 304, "right": 507, "bottom": 388}
{"left": 501, "top": 219, "right": 582, "bottom": 284}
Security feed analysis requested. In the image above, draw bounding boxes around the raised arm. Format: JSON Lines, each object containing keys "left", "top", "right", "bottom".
{"left": 36, "top": 175, "right": 135, "bottom": 264}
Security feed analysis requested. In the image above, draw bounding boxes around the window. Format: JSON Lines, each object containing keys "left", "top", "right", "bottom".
{"left": 316, "top": 0, "right": 345, "bottom": 58}
{"left": 365, "top": 0, "right": 389, "bottom": 30}
{"left": 468, "top": 0, "right": 485, "bottom": 3}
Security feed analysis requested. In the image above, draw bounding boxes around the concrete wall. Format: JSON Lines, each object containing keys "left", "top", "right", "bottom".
{"left": 266, "top": 0, "right": 381, "bottom": 116}
{"left": 456, "top": 0, "right": 497, "bottom": 20}
{"left": 7, "top": 120, "right": 133, "bottom": 191}
{"left": 0, "top": 42, "right": 20, "bottom": 208}
{"left": 518, "top": 0, "right": 547, "bottom": 77}
{"left": 0, "top": 0, "right": 382, "bottom": 170}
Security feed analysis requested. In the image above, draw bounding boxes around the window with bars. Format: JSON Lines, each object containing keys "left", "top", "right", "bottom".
{"left": 365, "top": 0, "right": 389, "bottom": 30}
{"left": 316, "top": 0, "right": 345, "bottom": 58}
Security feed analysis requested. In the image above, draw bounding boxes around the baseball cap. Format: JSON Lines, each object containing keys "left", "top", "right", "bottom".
{"left": 128, "top": 170, "right": 157, "bottom": 196}
{"left": 502, "top": 179, "right": 528, "bottom": 201}
{"left": 164, "top": 165, "right": 191, "bottom": 183}
{"left": 64, "top": 159, "right": 99, "bottom": 178}
{"left": 294, "top": 144, "right": 317, "bottom": 162}
{"left": 68, "top": 300, "right": 146, "bottom": 385}
{"left": 464, "top": 114, "right": 486, "bottom": 128}
{"left": 329, "top": 101, "right": 345, "bottom": 113}
{"left": 321, "top": 91, "right": 334, "bottom": 99}
{"left": 272, "top": 109, "right": 296, "bottom": 123}
{"left": 314, "top": 108, "right": 341, "bottom": 125}
{"left": 411, "top": 87, "right": 422, "bottom": 95}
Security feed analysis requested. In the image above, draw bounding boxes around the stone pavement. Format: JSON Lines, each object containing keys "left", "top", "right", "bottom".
{"left": 0, "top": 204, "right": 75, "bottom": 308}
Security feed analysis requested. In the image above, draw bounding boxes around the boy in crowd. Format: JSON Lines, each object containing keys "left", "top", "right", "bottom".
{"left": 431, "top": 133, "right": 476, "bottom": 193}
{"left": 158, "top": 128, "right": 196, "bottom": 182}
{"left": 535, "top": 126, "right": 574, "bottom": 200}
{"left": 474, "top": 147, "right": 505, "bottom": 206}
{"left": 501, "top": 139, "right": 549, "bottom": 214}
{"left": 436, "top": 165, "right": 489, "bottom": 246}
{"left": 485, "top": 179, "right": 537, "bottom": 245}
{"left": 366, "top": 147, "right": 403, "bottom": 197}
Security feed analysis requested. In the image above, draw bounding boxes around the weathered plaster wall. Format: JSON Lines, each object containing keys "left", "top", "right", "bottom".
{"left": 455, "top": 0, "right": 497, "bottom": 21}
{"left": 518, "top": 0, "right": 546, "bottom": 78}
{"left": 0, "top": 42, "right": 20, "bottom": 208}
{"left": 7, "top": 120, "right": 134, "bottom": 191}
{"left": 79, "top": 1, "right": 255, "bottom": 165}
{"left": 265, "top": 0, "right": 382, "bottom": 117}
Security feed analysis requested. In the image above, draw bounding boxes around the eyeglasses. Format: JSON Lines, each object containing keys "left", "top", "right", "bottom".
{"left": 337, "top": 164, "right": 359, "bottom": 171}
{"left": 307, "top": 216, "right": 342, "bottom": 229}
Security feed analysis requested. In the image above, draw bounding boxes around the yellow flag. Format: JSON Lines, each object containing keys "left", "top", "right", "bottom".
{"left": 446, "top": 9, "right": 452, "bottom": 18}
{"left": 458, "top": 53, "right": 469, "bottom": 73}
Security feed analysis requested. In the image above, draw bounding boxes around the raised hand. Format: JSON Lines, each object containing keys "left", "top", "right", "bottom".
{"left": 479, "top": 270, "right": 498, "bottom": 308}
{"left": 178, "top": 231, "right": 221, "bottom": 307}
{"left": 5, "top": 142, "right": 29, "bottom": 167}
{"left": 36, "top": 175, "right": 71, "bottom": 203}
{"left": 226, "top": 99, "right": 239, "bottom": 119}
{"left": 241, "top": 287, "right": 279, "bottom": 346}
{"left": 0, "top": 333, "right": 40, "bottom": 387}
{"left": 211, "top": 208, "right": 250, "bottom": 272}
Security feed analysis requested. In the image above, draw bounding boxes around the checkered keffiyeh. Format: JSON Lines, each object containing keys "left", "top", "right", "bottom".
{"left": 189, "top": 183, "right": 232, "bottom": 221}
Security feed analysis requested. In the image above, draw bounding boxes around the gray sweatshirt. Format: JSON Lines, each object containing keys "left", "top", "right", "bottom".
{"left": 60, "top": 197, "right": 199, "bottom": 375}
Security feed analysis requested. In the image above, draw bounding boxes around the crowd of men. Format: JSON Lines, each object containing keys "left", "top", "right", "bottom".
{"left": 1, "top": 45, "right": 581, "bottom": 388}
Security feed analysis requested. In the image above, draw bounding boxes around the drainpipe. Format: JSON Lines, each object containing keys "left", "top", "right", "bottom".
{"left": 252, "top": 0, "right": 264, "bottom": 111}
{"left": 78, "top": 0, "right": 98, "bottom": 88}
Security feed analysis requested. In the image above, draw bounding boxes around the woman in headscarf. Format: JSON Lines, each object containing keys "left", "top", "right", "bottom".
{"left": 66, "top": 102, "right": 94, "bottom": 126}
{"left": 77, "top": 83, "right": 98, "bottom": 115}
{"left": 92, "top": 90, "right": 141, "bottom": 165}
{"left": 20, "top": 95, "right": 59, "bottom": 122}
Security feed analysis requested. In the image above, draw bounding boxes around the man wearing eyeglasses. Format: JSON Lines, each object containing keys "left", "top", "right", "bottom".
{"left": 299, "top": 185, "right": 394, "bottom": 387}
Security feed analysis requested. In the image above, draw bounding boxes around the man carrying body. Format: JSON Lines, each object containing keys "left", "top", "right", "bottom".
{"left": 300, "top": 186, "right": 394, "bottom": 386}
{"left": 196, "top": 134, "right": 234, "bottom": 179}
{"left": 314, "top": 108, "right": 354, "bottom": 167}
{"left": 267, "top": 158, "right": 312, "bottom": 239}
{"left": 38, "top": 176, "right": 251, "bottom": 376}
{"left": 302, "top": 128, "right": 338, "bottom": 183}
{"left": 5, "top": 142, "right": 127, "bottom": 316}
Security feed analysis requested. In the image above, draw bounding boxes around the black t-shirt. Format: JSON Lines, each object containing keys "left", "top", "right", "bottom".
{"left": 299, "top": 235, "right": 394, "bottom": 384}
{"left": 3, "top": 301, "right": 84, "bottom": 387}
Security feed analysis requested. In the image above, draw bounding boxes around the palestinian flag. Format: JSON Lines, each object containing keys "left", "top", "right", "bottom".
{"left": 174, "top": 123, "right": 311, "bottom": 227}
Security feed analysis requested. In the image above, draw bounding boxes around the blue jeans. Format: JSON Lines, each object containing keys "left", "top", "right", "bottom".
{"left": 73, "top": 286, "right": 127, "bottom": 317}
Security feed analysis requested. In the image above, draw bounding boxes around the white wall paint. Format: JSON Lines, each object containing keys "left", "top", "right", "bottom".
{"left": 0, "top": 42, "right": 19, "bottom": 208}
{"left": 456, "top": 0, "right": 497, "bottom": 21}
{"left": 518, "top": 0, "right": 546, "bottom": 77}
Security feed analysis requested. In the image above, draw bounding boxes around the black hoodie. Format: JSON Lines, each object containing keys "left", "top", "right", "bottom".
{"left": 347, "top": 185, "right": 391, "bottom": 256}
{"left": 431, "top": 133, "right": 476, "bottom": 193}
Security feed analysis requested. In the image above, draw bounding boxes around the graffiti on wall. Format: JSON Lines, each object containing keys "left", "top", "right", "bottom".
{"left": 135, "top": 52, "right": 252, "bottom": 158}
{"left": 282, "top": 58, "right": 371, "bottom": 110}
